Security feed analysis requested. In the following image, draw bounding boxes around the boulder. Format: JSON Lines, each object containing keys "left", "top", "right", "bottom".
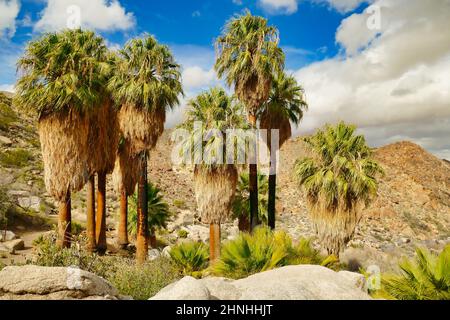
{"left": 150, "top": 265, "right": 372, "bottom": 300}
{"left": 0, "top": 230, "right": 16, "bottom": 242}
{"left": 18, "top": 195, "right": 42, "bottom": 212}
{"left": 0, "top": 265, "right": 127, "bottom": 300}
{"left": 0, "top": 135, "right": 12, "bottom": 146}
{"left": 148, "top": 249, "right": 162, "bottom": 261}
{"left": 3, "top": 239, "right": 24, "bottom": 252}
{"left": 149, "top": 276, "right": 211, "bottom": 300}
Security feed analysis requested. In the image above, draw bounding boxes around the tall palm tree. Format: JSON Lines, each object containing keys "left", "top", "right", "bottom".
{"left": 215, "top": 11, "right": 285, "bottom": 231}
{"left": 178, "top": 87, "right": 244, "bottom": 261}
{"left": 108, "top": 35, "right": 182, "bottom": 264}
{"left": 294, "top": 122, "right": 383, "bottom": 256}
{"left": 259, "top": 72, "right": 308, "bottom": 229}
{"left": 15, "top": 29, "right": 109, "bottom": 248}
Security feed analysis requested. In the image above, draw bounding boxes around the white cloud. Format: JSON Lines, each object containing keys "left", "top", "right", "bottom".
{"left": 182, "top": 66, "right": 217, "bottom": 91}
{"left": 319, "top": 0, "right": 368, "bottom": 13}
{"left": 0, "top": 0, "right": 20, "bottom": 38}
{"left": 34, "top": 0, "right": 135, "bottom": 32}
{"left": 259, "top": 0, "right": 298, "bottom": 15}
{"left": 232, "top": 0, "right": 243, "bottom": 5}
{"left": 0, "top": 84, "right": 14, "bottom": 92}
{"left": 293, "top": 0, "right": 450, "bottom": 159}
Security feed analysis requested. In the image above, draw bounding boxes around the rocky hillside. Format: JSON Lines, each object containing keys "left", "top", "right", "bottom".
{"left": 1, "top": 91, "right": 449, "bottom": 272}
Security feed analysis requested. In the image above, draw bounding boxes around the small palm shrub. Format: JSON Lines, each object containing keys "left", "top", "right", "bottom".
{"left": 128, "top": 182, "right": 171, "bottom": 238}
{"left": 108, "top": 257, "right": 180, "bottom": 300}
{"left": 378, "top": 245, "right": 450, "bottom": 300}
{"left": 169, "top": 241, "right": 209, "bottom": 277}
{"left": 211, "top": 226, "right": 337, "bottom": 279}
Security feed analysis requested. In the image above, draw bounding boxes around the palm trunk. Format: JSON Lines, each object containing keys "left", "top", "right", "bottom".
{"left": 149, "top": 228, "right": 157, "bottom": 248}
{"left": 209, "top": 223, "right": 221, "bottom": 262}
{"left": 57, "top": 190, "right": 71, "bottom": 248}
{"left": 136, "top": 153, "right": 149, "bottom": 264}
{"left": 248, "top": 114, "right": 259, "bottom": 232}
{"left": 95, "top": 171, "right": 107, "bottom": 255}
{"left": 86, "top": 175, "right": 96, "bottom": 252}
{"left": 268, "top": 154, "right": 277, "bottom": 229}
{"left": 238, "top": 215, "right": 250, "bottom": 232}
{"left": 117, "top": 187, "right": 129, "bottom": 249}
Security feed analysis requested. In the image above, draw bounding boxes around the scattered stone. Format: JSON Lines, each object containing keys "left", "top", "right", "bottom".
{"left": 3, "top": 239, "right": 25, "bottom": 252}
{"left": 0, "top": 135, "right": 12, "bottom": 146}
{"left": 148, "top": 249, "right": 161, "bottom": 261}
{"left": 18, "top": 195, "right": 41, "bottom": 211}
{"left": 0, "top": 230, "right": 16, "bottom": 242}
{"left": 162, "top": 246, "right": 172, "bottom": 258}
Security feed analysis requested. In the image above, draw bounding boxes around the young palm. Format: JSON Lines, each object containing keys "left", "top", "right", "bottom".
{"left": 294, "top": 122, "right": 383, "bottom": 256}
{"left": 178, "top": 87, "right": 245, "bottom": 262}
{"left": 15, "top": 29, "right": 110, "bottom": 248}
{"left": 215, "top": 11, "right": 285, "bottom": 231}
{"left": 128, "top": 182, "right": 171, "bottom": 248}
{"left": 108, "top": 35, "right": 182, "bottom": 263}
{"left": 259, "top": 72, "right": 308, "bottom": 229}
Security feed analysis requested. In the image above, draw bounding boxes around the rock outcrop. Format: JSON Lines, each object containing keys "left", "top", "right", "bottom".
{"left": 0, "top": 265, "right": 129, "bottom": 300}
{"left": 150, "top": 265, "right": 372, "bottom": 300}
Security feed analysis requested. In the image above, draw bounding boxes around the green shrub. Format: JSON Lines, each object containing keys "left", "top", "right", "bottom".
{"left": 212, "top": 226, "right": 338, "bottom": 279}
{"left": 0, "top": 187, "right": 11, "bottom": 229}
{"left": 0, "top": 149, "right": 34, "bottom": 167}
{"left": 107, "top": 257, "right": 180, "bottom": 300}
{"left": 32, "top": 234, "right": 112, "bottom": 278}
{"left": 0, "top": 97, "right": 17, "bottom": 131}
{"left": 173, "top": 199, "right": 187, "bottom": 209}
{"left": 177, "top": 229, "right": 188, "bottom": 238}
{"left": 71, "top": 221, "right": 84, "bottom": 235}
{"left": 377, "top": 245, "right": 450, "bottom": 300}
{"left": 169, "top": 241, "right": 209, "bottom": 276}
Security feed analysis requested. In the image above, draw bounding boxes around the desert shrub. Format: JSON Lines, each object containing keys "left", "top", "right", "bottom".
{"left": 32, "top": 234, "right": 112, "bottom": 278}
{"left": 71, "top": 221, "right": 84, "bottom": 235}
{"left": 0, "top": 148, "right": 34, "bottom": 167}
{"left": 177, "top": 229, "right": 188, "bottom": 238}
{"left": 107, "top": 257, "right": 180, "bottom": 300}
{"left": 0, "top": 187, "right": 11, "bottom": 229}
{"left": 212, "top": 226, "right": 339, "bottom": 279}
{"left": 376, "top": 245, "right": 450, "bottom": 300}
{"left": 0, "top": 96, "right": 17, "bottom": 131}
{"left": 169, "top": 241, "right": 209, "bottom": 276}
{"left": 173, "top": 199, "right": 187, "bottom": 209}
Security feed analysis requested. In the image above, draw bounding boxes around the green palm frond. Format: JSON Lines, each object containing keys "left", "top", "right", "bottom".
{"left": 108, "top": 35, "right": 183, "bottom": 112}
{"left": 381, "top": 245, "right": 450, "bottom": 300}
{"left": 15, "top": 29, "right": 110, "bottom": 119}
{"left": 128, "top": 182, "right": 172, "bottom": 237}
{"left": 169, "top": 241, "right": 209, "bottom": 276}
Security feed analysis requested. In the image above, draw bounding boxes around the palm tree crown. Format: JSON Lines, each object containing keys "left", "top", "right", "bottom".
{"left": 16, "top": 29, "right": 109, "bottom": 119}
{"left": 215, "top": 11, "right": 285, "bottom": 115}
{"left": 295, "top": 122, "right": 383, "bottom": 213}
{"left": 108, "top": 35, "right": 182, "bottom": 112}
{"left": 259, "top": 71, "right": 308, "bottom": 146}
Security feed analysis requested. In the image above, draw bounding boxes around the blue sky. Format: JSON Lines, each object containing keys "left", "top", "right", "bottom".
{"left": 0, "top": 0, "right": 367, "bottom": 88}
{"left": 1, "top": 0, "right": 449, "bottom": 159}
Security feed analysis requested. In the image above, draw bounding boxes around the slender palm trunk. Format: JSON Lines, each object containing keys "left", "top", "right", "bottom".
{"left": 86, "top": 175, "right": 96, "bottom": 252}
{"left": 118, "top": 187, "right": 129, "bottom": 249}
{"left": 248, "top": 114, "right": 259, "bottom": 231}
{"left": 268, "top": 152, "right": 277, "bottom": 229}
{"left": 57, "top": 190, "right": 71, "bottom": 248}
{"left": 209, "top": 223, "right": 221, "bottom": 262}
{"left": 149, "top": 228, "right": 157, "bottom": 248}
{"left": 136, "top": 153, "right": 149, "bottom": 264}
{"left": 95, "top": 171, "right": 107, "bottom": 255}
{"left": 238, "top": 215, "right": 250, "bottom": 232}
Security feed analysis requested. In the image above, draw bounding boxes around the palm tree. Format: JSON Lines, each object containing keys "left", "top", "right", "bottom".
{"left": 178, "top": 87, "right": 244, "bottom": 261}
{"left": 294, "top": 122, "right": 383, "bottom": 256}
{"left": 127, "top": 182, "right": 171, "bottom": 248}
{"left": 215, "top": 10, "right": 285, "bottom": 231}
{"left": 259, "top": 72, "right": 308, "bottom": 229}
{"left": 108, "top": 35, "right": 182, "bottom": 264}
{"left": 15, "top": 29, "right": 110, "bottom": 248}
{"left": 232, "top": 171, "right": 269, "bottom": 231}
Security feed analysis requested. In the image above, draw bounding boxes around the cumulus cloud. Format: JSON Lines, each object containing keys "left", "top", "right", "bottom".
{"left": 293, "top": 0, "right": 450, "bottom": 159}
{"left": 34, "top": 0, "right": 135, "bottom": 32}
{"left": 259, "top": 0, "right": 298, "bottom": 14}
{"left": 258, "top": 0, "right": 368, "bottom": 15}
{"left": 0, "top": 0, "right": 20, "bottom": 38}
{"left": 182, "top": 66, "right": 217, "bottom": 91}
